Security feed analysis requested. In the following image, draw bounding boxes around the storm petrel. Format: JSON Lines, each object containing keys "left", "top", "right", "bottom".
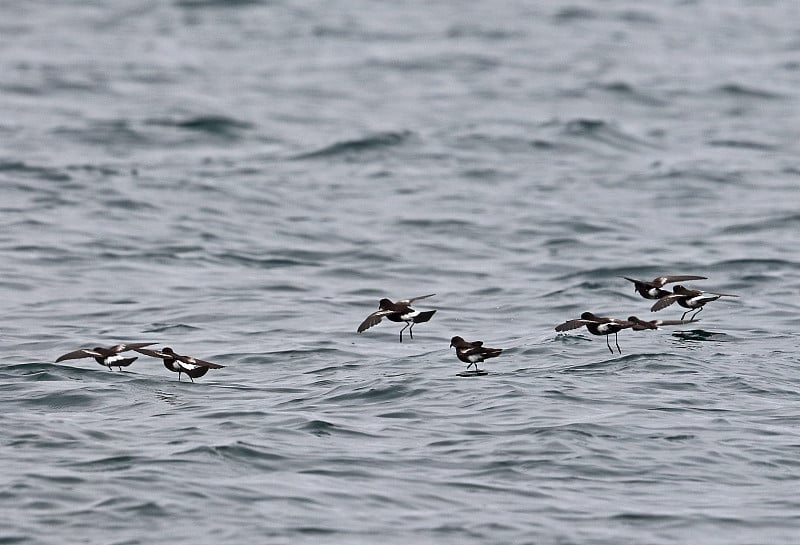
{"left": 555, "top": 312, "right": 633, "bottom": 354}
{"left": 449, "top": 336, "right": 503, "bottom": 372}
{"left": 134, "top": 347, "right": 225, "bottom": 382}
{"left": 357, "top": 294, "right": 437, "bottom": 342}
{"left": 55, "top": 342, "right": 157, "bottom": 371}
{"left": 650, "top": 285, "right": 739, "bottom": 320}
{"left": 626, "top": 316, "right": 699, "bottom": 330}
{"left": 622, "top": 275, "right": 708, "bottom": 300}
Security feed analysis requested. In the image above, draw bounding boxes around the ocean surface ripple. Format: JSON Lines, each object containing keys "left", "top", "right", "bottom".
{"left": 2, "top": 2, "right": 800, "bottom": 544}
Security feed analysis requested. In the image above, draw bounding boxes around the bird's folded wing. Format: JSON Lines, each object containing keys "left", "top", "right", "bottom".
{"left": 55, "top": 349, "right": 97, "bottom": 362}
{"left": 357, "top": 310, "right": 391, "bottom": 332}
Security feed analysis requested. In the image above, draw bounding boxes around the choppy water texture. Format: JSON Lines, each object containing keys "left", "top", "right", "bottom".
{"left": 2, "top": 1, "right": 800, "bottom": 544}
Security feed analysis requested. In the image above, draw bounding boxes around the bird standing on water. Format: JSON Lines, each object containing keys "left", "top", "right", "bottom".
{"left": 555, "top": 312, "right": 633, "bottom": 354}
{"left": 134, "top": 347, "right": 225, "bottom": 382}
{"left": 357, "top": 294, "right": 437, "bottom": 342}
{"left": 449, "top": 336, "right": 503, "bottom": 373}
{"left": 651, "top": 285, "right": 738, "bottom": 320}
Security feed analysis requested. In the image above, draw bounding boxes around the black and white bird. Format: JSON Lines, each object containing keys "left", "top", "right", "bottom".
{"left": 133, "top": 347, "right": 224, "bottom": 382}
{"left": 449, "top": 336, "right": 503, "bottom": 372}
{"left": 357, "top": 294, "right": 437, "bottom": 342}
{"left": 555, "top": 312, "right": 633, "bottom": 354}
{"left": 651, "top": 285, "right": 739, "bottom": 320}
{"left": 622, "top": 275, "right": 707, "bottom": 300}
{"left": 55, "top": 342, "right": 156, "bottom": 370}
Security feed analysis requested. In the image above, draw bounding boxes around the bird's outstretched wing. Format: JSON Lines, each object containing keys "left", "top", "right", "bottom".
{"left": 623, "top": 275, "right": 707, "bottom": 288}
{"left": 357, "top": 310, "right": 393, "bottom": 333}
{"left": 655, "top": 318, "right": 699, "bottom": 326}
{"left": 653, "top": 275, "right": 707, "bottom": 286}
{"left": 56, "top": 348, "right": 99, "bottom": 362}
{"left": 133, "top": 347, "right": 170, "bottom": 358}
{"left": 622, "top": 276, "right": 649, "bottom": 286}
{"left": 111, "top": 342, "right": 157, "bottom": 352}
{"left": 174, "top": 354, "right": 225, "bottom": 369}
{"left": 396, "top": 294, "right": 435, "bottom": 306}
{"left": 651, "top": 295, "right": 680, "bottom": 312}
{"left": 555, "top": 319, "right": 593, "bottom": 332}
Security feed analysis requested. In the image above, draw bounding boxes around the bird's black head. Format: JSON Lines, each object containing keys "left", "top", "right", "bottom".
{"left": 378, "top": 298, "right": 393, "bottom": 309}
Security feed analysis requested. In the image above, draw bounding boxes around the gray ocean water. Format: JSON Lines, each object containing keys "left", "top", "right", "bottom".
{"left": 2, "top": 1, "right": 800, "bottom": 543}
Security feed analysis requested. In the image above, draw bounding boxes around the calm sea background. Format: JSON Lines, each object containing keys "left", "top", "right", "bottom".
{"left": 2, "top": 1, "right": 800, "bottom": 544}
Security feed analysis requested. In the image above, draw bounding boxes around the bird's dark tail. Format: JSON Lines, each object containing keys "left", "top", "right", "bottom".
{"left": 413, "top": 310, "right": 437, "bottom": 323}
{"left": 483, "top": 348, "right": 503, "bottom": 359}
{"left": 110, "top": 357, "right": 137, "bottom": 368}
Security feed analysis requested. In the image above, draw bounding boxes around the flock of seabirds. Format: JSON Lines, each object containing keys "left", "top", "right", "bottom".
{"left": 55, "top": 274, "right": 738, "bottom": 380}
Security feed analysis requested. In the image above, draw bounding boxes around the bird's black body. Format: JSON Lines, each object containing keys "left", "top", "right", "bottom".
{"left": 134, "top": 347, "right": 224, "bottom": 382}
{"left": 555, "top": 312, "right": 633, "bottom": 354}
{"left": 55, "top": 342, "right": 156, "bottom": 370}
{"left": 449, "top": 336, "right": 504, "bottom": 372}
{"left": 651, "top": 285, "right": 738, "bottom": 320}
{"left": 357, "top": 294, "right": 437, "bottom": 342}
